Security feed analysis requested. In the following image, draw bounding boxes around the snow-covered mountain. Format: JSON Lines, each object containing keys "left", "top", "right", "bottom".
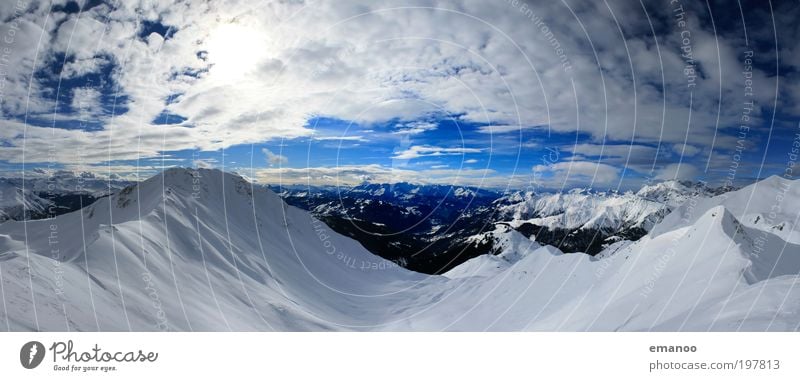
{"left": 342, "top": 182, "right": 494, "bottom": 201}
{"left": 0, "top": 168, "right": 428, "bottom": 330}
{"left": 272, "top": 179, "right": 728, "bottom": 271}
{"left": 427, "top": 203, "right": 800, "bottom": 331}
{"left": 1, "top": 169, "right": 796, "bottom": 331}
{"left": 0, "top": 183, "right": 53, "bottom": 222}
{"left": 496, "top": 189, "right": 667, "bottom": 231}
{"left": 489, "top": 182, "right": 721, "bottom": 254}
{"left": 652, "top": 175, "right": 800, "bottom": 244}
{"left": 426, "top": 177, "right": 800, "bottom": 330}
{"left": 0, "top": 171, "right": 130, "bottom": 222}
{"left": 635, "top": 179, "right": 719, "bottom": 207}
{"left": 444, "top": 224, "right": 545, "bottom": 279}
{"left": 11, "top": 170, "right": 129, "bottom": 196}
{"left": 497, "top": 180, "right": 719, "bottom": 232}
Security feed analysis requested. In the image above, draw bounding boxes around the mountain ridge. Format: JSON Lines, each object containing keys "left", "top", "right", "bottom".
{"left": 0, "top": 168, "right": 798, "bottom": 331}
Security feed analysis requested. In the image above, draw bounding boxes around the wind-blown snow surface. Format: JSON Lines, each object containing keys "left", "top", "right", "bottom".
{"left": 0, "top": 168, "right": 433, "bottom": 331}
{"left": 652, "top": 175, "right": 800, "bottom": 244}
{"left": 496, "top": 181, "right": 716, "bottom": 232}
{"left": 0, "top": 168, "right": 798, "bottom": 331}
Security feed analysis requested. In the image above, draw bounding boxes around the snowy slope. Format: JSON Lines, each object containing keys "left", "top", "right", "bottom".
{"left": 0, "top": 168, "right": 428, "bottom": 331}
{"left": 652, "top": 175, "right": 800, "bottom": 244}
{"left": 395, "top": 205, "right": 800, "bottom": 331}
{"left": 444, "top": 225, "right": 541, "bottom": 279}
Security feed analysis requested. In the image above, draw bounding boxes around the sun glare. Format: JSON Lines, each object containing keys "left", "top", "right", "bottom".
{"left": 205, "top": 23, "right": 265, "bottom": 81}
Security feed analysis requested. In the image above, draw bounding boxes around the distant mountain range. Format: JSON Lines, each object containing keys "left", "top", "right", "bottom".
{"left": 1, "top": 171, "right": 738, "bottom": 275}
{"left": 0, "top": 171, "right": 130, "bottom": 222}
{"left": 272, "top": 179, "right": 734, "bottom": 273}
{"left": 1, "top": 168, "right": 798, "bottom": 331}
{"left": 273, "top": 182, "right": 500, "bottom": 273}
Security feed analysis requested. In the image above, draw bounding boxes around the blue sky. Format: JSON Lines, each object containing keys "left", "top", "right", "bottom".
{"left": 1, "top": 0, "right": 799, "bottom": 190}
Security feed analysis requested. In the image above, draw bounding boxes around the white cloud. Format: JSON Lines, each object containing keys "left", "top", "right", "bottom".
{"left": 566, "top": 144, "right": 657, "bottom": 159}
{"left": 655, "top": 163, "right": 700, "bottom": 181}
{"left": 392, "top": 145, "right": 482, "bottom": 160}
{"left": 311, "top": 135, "right": 367, "bottom": 142}
{"left": 672, "top": 143, "right": 701, "bottom": 157}
{"left": 476, "top": 125, "right": 526, "bottom": 134}
{"left": 239, "top": 164, "right": 533, "bottom": 188}
{"left": 0, "top": 0, "right": 793, "bottom": 181}
{"left": 393, "top": 121, "right": 438, "bottom": 135}
{"left": 193, "top": 159, "right": 214, "bottom": 169}
{"left": 533, "top": 161, "right": 621, "bottom": 188}
{"left": 71, "top": 87, "right": 103, "bottom": 120}
{"left": 561, "top": 143, "right": 661, "bottom": 173}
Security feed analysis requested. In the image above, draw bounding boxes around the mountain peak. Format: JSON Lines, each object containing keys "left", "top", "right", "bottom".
{"left": 136, "top": 167, "right": 251, "bottom": 195}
